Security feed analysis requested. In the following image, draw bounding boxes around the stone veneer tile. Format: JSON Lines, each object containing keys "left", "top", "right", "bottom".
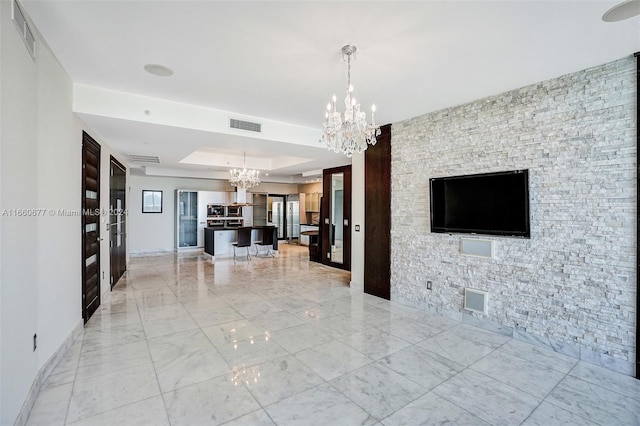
{"left": 390, "top": 56, "right": 636, "bottom": 373}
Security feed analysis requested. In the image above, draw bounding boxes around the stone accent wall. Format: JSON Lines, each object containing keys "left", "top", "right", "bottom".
{"left": 391, "top": 56, "right": 637, "bottom": 374}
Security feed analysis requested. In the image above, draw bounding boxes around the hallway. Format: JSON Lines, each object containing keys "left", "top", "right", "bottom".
{"left": 26, "top": 245, "right": 640, "bottom": 425}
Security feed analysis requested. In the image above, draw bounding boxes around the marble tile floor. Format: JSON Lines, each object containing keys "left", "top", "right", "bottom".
{"left": 25, "top": 245, "right": 640, "bottom": 425}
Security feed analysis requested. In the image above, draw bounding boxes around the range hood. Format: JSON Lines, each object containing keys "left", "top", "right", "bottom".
{"left": 227, "top": 188, "right": 254, "bottom": 206}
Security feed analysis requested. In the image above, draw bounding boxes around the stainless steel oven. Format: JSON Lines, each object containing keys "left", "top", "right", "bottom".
{"left": 207, "top": 218, "right": 225, "bottom": 228}
{"left": 207, "top": 204, "right": 225, "bottom": 217}
{"left": 225, "top": 218, "right": 243, "bottom": 227}
{"left": 226, "top": 206, "right": 242, "bottom": 217}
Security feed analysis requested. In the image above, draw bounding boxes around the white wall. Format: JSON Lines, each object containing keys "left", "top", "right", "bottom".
{"left": 0, "top": 1, "right": 4, "bottom": 417}
{"left": 0, "top": 3, "right": 125, "bottom": 422}
{"left": 1, "top": 1, "right": 41, "bottom": 421}
{"left": 34, "top": 16, "right": 83, "bottom": 377}
{"left": 350, "top": 153, "right": 365, "bottom": 292}
{"left": 129, "top": 174, "right": 299, "bottom": 253}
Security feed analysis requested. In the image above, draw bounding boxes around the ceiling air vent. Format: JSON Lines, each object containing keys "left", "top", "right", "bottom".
{"left": 128, "top": 154, "right": 160, "bottom": 164}
{"left": 230, "top": 118, "right": 262, "bottom": 133}
{"left": 12, "top": 0, "right": 36, "bottom": 60}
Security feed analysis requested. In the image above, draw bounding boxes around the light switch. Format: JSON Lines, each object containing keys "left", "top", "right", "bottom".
{"left": 355, "top": 225, "right": 360, "bottom": 232}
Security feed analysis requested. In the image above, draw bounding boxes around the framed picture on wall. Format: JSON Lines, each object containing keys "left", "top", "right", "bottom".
{"left": 142, "top": 190, "right": 163, "bottom": 213}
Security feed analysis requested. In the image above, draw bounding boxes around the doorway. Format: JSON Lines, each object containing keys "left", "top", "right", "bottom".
{"left": 109, "top": 157, "right": 126, "bottom": 288}
{"left": 81, "top": 132, "right": 101, "bottom": 324}
{"left": 268, "top": 194, "right": 300, "bottom": 242}
{"left": 269, "top": 195, "right": 285, "bottom": 239}
{"left": 286, "top": 196, "right": 300, "bottom": 243}
{"left": 322, "top": 165, "right": 352, "bottom": 270}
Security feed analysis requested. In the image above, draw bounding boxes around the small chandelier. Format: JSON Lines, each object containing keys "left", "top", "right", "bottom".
{"left": 229, "top": 152, "right": 260, "bottom": 189}
{"left": 322, "top": 45, "right": 380, "bottom": 158}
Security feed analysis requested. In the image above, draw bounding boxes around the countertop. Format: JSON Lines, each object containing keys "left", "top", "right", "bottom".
{"left": 206, "top": 227, "right": 241, "bottom": 231}
{"left": 206, "top": 226, "right": 277, "bottom": 231}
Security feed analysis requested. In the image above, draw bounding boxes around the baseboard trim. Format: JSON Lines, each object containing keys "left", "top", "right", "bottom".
{"left": 129, "top": 248, "right": 175, "bottom": 257}
{"left": 13, "top": 320, "right": 83, "bottom": 426}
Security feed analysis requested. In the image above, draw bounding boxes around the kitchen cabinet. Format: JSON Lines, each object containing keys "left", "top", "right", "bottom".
{"left": 305, "top": 192, "right": 320, "bottom": 212}
{"left": 197, "top": 191, "right": 217, "bottom": 247}
{"left": 203, "top": 228, "right": 242, "bottom": 257}
{"left": 176, "top": 190, "right": 198, "bottom": 249}
{"left": 214, "top": 229, "right": 236, "bottom": 256}
{"left": 252, "top": 193, "right": 268, "bottom": 226}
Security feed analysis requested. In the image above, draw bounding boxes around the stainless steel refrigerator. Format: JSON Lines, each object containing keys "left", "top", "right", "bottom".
{"left": 286, "top": 200, "right": 300, "bottom": 242}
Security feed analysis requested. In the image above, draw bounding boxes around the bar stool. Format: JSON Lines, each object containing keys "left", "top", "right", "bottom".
{"left": 254, "top": 226, "right": 276, "bottom": 257}
{"left": 232, "top": 227, "right": 253, "bottom": 262}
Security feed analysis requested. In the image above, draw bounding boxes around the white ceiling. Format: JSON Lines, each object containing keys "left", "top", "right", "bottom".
{"left": 20, "top": 0, "right": 640, "bottom": 183}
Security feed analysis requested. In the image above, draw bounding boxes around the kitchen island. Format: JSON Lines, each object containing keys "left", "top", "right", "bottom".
{"left": 299, "top": 224, "right": 319, "bottom": 246}
{"left": 300, "top": 230, "right": 320, "bottom": 263}
{"left": 204, "top": 226, "right": 277, "bottom": 259}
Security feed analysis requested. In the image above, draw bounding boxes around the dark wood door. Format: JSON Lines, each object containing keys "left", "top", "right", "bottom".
{"left": 322, "top": 165, "right": 352, "bottom": 271}
{"left": 109, "top": 157, "right": 126, "bottom": 288}
{"left": 82, "top": 132, "right": 101, "bottom": 323}
{"left": 364, "top": 124, "right": 392, "bottom": 299}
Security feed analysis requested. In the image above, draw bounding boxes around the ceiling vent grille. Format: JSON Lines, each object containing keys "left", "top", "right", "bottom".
{"left": 12, "top": 0, "right": 36, "bottom": 60}
{"left": 128, "top": 154, "right": 160, "bottom": 164}
{"left": 230, "top": 118, "right": 262, "bottom": 133}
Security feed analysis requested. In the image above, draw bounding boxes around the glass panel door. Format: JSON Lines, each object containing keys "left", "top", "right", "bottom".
{"left": 178, "top": 191, "right": 198, "bottom": 247}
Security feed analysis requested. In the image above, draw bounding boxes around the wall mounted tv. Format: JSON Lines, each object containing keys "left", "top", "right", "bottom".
{"left": 430, "top": 170, "right": 530, "bottom": 238}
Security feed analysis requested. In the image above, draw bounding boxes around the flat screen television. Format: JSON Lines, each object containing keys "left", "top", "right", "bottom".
{"left": 430, "top": 170, "right": 530, "bottom": 238}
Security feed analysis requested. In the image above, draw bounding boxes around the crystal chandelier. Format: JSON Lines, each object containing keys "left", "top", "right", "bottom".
{"left": 322, "top": 45, "right": 380, "bottom": 157}
{"left": 229, "top": 152, "right": 260, "bottom": 189}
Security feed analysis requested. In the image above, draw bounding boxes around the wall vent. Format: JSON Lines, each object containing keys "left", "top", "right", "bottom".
{"left": 128, "top": 154, "right": 160, "bottom": 164}
{"left": 12, "top": 0, "right": 36, "bottom": 60}
{"left": 460, "top": 238, "right": 494, "bottom": 258}
{"left": 464, "top": 288, "right": 488, "bottom": 314}
{"left": 230, "top": 118, "right": 262, "bottom": 133}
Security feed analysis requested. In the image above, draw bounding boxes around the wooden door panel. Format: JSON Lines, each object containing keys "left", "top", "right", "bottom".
{"left": 364, "top": 124, "right": 391, "bottom": 300}
{"left": 82, "top": 132, "right": 101, "bottom": 323}
{"left": 110, "top": 157, "right": 126, "bottom": 288}
{"left": 85, "top": 240, "right": 98, "bottom": 254}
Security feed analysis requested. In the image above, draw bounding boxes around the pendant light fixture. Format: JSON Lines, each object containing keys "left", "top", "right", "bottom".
{"left": 229, "top": 152, "right": 260, "bottom": 189}
{"left": 321, "top": 45, "right": 380, "bottom": 157}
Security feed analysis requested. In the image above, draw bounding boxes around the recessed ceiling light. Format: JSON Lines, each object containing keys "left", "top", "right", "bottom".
{"left": 602, "top": 0, "right": 640, "bottom": 22}
{"left": 144, "top": 64, "right": 174, "bottom": 77}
